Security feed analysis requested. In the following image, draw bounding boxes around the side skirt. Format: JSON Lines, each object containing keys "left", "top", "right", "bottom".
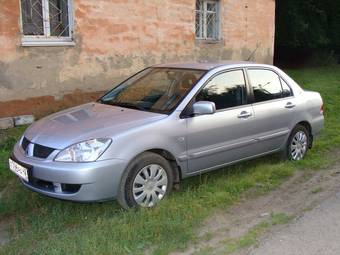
{"left": 184, "top": 148, "right": 281, "bottom": 178}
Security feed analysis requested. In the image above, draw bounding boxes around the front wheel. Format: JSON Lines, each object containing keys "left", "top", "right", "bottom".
{"left": 285, "top": 125, "right": 310, "bottom": 161}
{"left": 117, "top": 152, "right": 173, "bottom": 209}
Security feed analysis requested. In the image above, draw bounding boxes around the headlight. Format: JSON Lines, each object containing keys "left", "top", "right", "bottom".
{"left": 54, "top": 138, "right": 112, "bottom": 162}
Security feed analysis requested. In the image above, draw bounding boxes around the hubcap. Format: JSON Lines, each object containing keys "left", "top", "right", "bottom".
{"left": 132, "top": 164, "right": 168, "bottom": 207}
{"left": 290, "top": 131, "right": 308, "bottom": 161}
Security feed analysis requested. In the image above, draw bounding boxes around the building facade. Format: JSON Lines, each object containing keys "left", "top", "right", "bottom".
{"left": 0, "top": 0, "right": 275, "bottom": 117}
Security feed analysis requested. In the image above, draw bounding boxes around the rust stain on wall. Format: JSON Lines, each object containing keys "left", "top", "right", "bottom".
{"left": 0, "top": 90, "right": 105, "bottom": 118}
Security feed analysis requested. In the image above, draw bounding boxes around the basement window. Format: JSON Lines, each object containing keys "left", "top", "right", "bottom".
{"left": 195, "top": 0, "right": 220, "bottom": 40}
{"left": 20, "top": 0, "right": 74, "bottom": 46}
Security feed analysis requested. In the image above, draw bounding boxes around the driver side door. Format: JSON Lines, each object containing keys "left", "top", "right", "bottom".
{"left": 185, "top": 69, "right": 258, "bottom": 174}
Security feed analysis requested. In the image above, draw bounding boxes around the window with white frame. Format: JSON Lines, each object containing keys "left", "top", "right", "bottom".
{"left": 195, "top": 0, "right": 220, "bottom": 40}
{"left": 20, "top": 0, "right": 74, "bottom": 46}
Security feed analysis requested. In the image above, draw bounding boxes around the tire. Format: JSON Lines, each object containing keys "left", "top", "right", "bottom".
{"left": 117, "top": 152, "right": 174, "bottom": 209}
{"left": 283, "top": 124, "right": 310, "bottom": 161}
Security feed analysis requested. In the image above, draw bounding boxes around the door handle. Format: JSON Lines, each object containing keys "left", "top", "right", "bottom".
{"left": 285, "top": 102, "right": 296, "bottom": 109}
{"left": 238, "top": 111, "right": 252, "bottom": 119}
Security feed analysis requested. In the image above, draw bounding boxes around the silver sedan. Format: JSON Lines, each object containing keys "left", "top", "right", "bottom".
{"left": 9, "top": 61, "right": 324, "bottom": 208}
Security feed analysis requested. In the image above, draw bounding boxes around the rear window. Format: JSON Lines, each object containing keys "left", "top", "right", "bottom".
{"left": 248, "top": 69, "right": 283, "bottom": 103}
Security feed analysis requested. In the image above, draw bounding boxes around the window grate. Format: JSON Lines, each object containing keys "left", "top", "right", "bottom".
{"left": 21, "top": 0, "right": 44, "bottom": 35}
{"left": 195, "top": 0, "right": 220, "bottom": 40}
{"left": 49, "top": 0, "right": 70, "bottom": 37}
{"left": 20, "top": 0, "right": 74, "bottom": 46}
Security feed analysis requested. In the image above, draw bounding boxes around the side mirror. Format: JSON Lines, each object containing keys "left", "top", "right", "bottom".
{"left": 192, "top": 101, "right": 216, "bottom": 116}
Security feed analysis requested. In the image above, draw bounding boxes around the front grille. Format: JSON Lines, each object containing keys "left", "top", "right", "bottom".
{"left": 30, "top": 178, "right": 55, "bottom": 192}
{"left": 33, "top": 144, "right": 55, "bottom": 159}
{"left": 28, "top": 176, "right": 81, "bottom": 194}
{"left": 62, "top": 184, "right": 82, "bottom": 193}
{"left": 21, "top": 137, "right": 56, "bottom": 159}
{"left": 22, "top": 137, "right": 30, "bottom": 151}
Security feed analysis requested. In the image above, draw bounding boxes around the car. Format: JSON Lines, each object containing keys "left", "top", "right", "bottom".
{"left": 9, "top": 61, "right": 324, "bottom": 209}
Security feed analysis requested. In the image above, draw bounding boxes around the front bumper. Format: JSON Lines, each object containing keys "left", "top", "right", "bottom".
{"left": 12, "top": 142, "right": 128, "bottom": 202}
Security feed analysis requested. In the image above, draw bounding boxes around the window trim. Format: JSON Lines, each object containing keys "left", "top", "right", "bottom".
{"left": 195, "top": 0, "right": 221, "bottom": 41}
{"left": 19, "top": 0, "right": 75, "bottom": 47}
{"left": 245, "top": 67, "right": 295, "bottom": 106}
{"left": 180, "top": 68, "right": 250, "bottom": 118}
{"left": 280, "top": 77, "right": 294, "bottom": 98}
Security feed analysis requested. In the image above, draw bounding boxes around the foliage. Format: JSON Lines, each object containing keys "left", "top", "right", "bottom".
{"left": 275, "top": 0, "right": 340, "bottom": 66}
{"left": 276, "top": 0, "right": 340, "bottom": 50}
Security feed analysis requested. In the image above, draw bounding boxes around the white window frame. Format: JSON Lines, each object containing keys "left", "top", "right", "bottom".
{"left": 19, "top": 0, "right": 75, "bottom": 47}
{"left": 195, "top": 0, "right": 220, "bottom": 40}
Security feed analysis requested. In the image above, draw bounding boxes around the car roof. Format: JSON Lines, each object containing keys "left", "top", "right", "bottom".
{"left": 153, "top": 60, "right": 272, "bottom": 71}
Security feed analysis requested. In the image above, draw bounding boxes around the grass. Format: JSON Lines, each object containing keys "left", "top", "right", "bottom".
{"left": 0, "top": 126, "right": 27, "bottom": 191}
{"left": 0, "top": 66, "right": 340, "bottom": 255}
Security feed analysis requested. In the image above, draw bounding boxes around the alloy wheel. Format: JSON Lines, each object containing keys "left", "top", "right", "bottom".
{"left": 290, "top": 131, "right": 308, "bottom": 160}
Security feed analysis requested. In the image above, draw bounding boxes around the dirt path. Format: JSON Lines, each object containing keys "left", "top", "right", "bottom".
{"left": 170, "top": 153, "right": 340, "bottom": 255}
{"left": 246, "top": 190, "right": 340, "bottom": 255}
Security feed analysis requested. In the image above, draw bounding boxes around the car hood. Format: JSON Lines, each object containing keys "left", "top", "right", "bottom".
{"left": 24, "top": 103, "right": 167, "bottom": 149}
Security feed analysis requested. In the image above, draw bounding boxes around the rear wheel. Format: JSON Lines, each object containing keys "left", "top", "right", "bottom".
{"left": 284, "top": 125, "right": 310, "bottom": 161}
{"left": 117, "top": 152, "right": 173, "bottom": 209}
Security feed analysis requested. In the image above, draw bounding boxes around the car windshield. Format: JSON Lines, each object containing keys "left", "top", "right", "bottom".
{"left": 99, "top": 68, "right": 206, "bottom": 114}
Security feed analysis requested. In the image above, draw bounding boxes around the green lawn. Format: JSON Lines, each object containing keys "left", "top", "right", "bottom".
{"left": 0, "top": 66, "right": 339, "bottom": 255}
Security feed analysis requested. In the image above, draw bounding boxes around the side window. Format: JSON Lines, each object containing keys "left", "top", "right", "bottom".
{"left": 281, "top": 78, "right": 293, "bottom": 98}
{"left": 196, "top": 70, "right": 247, "bottom": 110}
{"left": 248, "top": 69, "right": 283, "bottom": 103}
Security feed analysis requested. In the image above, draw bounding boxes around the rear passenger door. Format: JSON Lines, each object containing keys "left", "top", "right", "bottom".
{"left": 246, "top": 68, "right": 296, "bottom": 154}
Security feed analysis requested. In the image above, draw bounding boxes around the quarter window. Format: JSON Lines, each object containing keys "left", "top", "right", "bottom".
{"left": 195, "top": 0, "right": 220, "bottom": 40}
{"left": 281, "top": 78, "right": 293, "bottom": 98}
{"left": 196, "top": 70, "right": 247, "bottom": 110}
{"left": 20, "top": 0, "right": 74, "bottom": 46}
{"left": 248, "top": 70, "right": 283, "bottom": 103}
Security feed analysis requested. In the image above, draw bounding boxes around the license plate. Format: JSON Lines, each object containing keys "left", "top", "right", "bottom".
{"left": 9, "top": 158, "right": 29, "bottom": 182}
